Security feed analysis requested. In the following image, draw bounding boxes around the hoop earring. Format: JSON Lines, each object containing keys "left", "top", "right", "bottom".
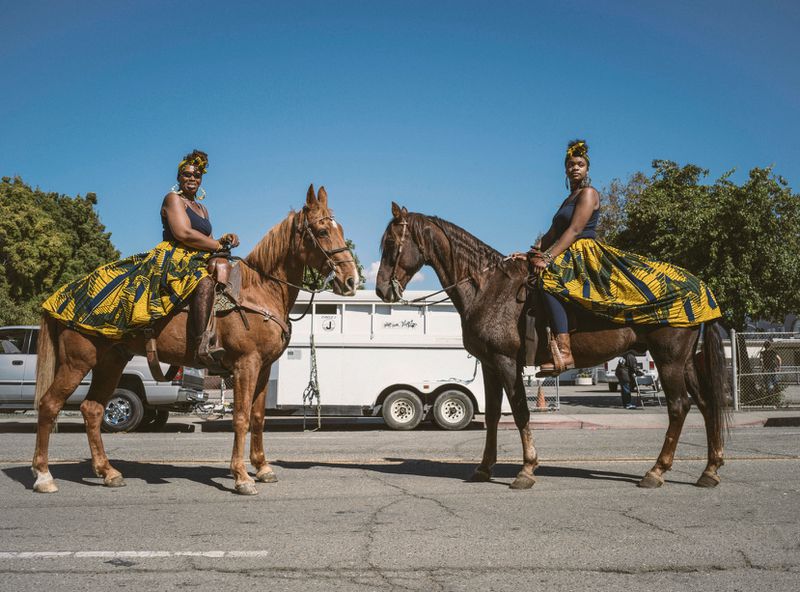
{"left": 170, "top": 184, "right": 182, "bottom": 194}
{"left": 196, "top": 187, "right": 206, "bottom": 201}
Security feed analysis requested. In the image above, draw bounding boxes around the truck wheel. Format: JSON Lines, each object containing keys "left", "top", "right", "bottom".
{"left": 432, "top": 390, "right": 474, "bottom": 431}
{"left": 102, "top": 388, "right": 145, "bottom": 433}
{"left": 382, "top": 390, "right": 423, "bottom": 430}
{"left": 608, "top": 383, "right": 618, "bottom": 392}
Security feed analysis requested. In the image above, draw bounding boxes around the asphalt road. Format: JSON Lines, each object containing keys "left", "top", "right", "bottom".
{"left": 0, "top": 418, "right": 798, "bottom": 592}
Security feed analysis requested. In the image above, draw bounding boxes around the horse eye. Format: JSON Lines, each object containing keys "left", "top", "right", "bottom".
{"left": 318, "top": 229, "right": 329, "bottom": 238}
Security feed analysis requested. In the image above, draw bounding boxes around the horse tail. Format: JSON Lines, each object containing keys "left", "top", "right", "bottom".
{"left": 698, "top": 319, "right": 731, "bottom": 443}
{"left": 34, "top": 314, "right": 59, "bottom": 410}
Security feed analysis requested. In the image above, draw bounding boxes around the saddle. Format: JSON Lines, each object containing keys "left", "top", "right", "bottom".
{"left": 144, "top": 257, "right": 291, "bottom": 381}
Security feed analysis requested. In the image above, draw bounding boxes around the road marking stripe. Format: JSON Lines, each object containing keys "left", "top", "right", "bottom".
{"left": 0, "top": 551, "right": 270, "bottom": 559}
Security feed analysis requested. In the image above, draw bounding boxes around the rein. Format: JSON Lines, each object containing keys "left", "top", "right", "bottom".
{"left": 388, "top": 217, "right": 519, "bottom": 306}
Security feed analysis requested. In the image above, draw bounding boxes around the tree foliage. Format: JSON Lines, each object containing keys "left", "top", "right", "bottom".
{"left": 0, "top": 177, "right": 119, "bottom": 325}
{"left": 302, "top": 239, "right": 366, "bottom": 290}
{"left": 600, "top": 162, "right": 800, "bottom": 330}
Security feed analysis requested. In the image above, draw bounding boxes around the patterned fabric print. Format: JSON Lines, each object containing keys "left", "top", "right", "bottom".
{"left": 539, "top": 239, "right": 722, "bottom": 327}
{"left": 42, "top": 241, "right": 209, "bottom": 339}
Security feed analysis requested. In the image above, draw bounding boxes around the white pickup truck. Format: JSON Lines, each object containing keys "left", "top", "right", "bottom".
{"left": 0, "top": 325, "right": 207, "bottom": 432}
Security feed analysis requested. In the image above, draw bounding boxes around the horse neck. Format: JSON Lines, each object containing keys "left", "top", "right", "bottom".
{"left": 414, "top": 215, "right": 503, "bottom": 315}
{"left": 242, "top": 212, "right": 305, "bottom": 313}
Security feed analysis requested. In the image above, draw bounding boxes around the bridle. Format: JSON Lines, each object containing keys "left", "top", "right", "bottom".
{"left": 388, "top": 219, "right": 416, "bottom": 301}
{"left": 235, "top": 209, "right": 355, "bottom": 293}
{"left": 299, "top": 212, "right": 355, "bottom": 276}
{"left": 386, "top": 216, "right": 515, "bottom": 305}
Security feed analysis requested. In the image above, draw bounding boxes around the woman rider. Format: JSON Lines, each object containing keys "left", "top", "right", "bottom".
{"left": 529, "top": 140, "right": 722, "bottom": 375}
{"left": 42, "top": 149, "right": 239, "bottom": 365}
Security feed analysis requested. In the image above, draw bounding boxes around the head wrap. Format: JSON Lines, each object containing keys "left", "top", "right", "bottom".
{"left": 565, "top": 140, "right": 589, "bottom": 165}
{"left": 178, "top": 152, "right": 209, "bottom": 175}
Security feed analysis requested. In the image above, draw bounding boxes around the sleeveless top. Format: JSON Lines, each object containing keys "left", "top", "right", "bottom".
{"left": 162, "top": 203, "right": 212, "bottom": 242}
{"left": 550, "top": 191, "right": 599, "bottom": 240}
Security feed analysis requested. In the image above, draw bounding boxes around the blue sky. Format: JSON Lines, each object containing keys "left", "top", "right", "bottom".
{"left": 3, "top": 1, "right": 798, "bottom": 289}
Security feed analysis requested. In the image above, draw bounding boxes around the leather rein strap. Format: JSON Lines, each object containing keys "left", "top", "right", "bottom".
{"left": 144, "top": 328, "right": 179, "bottom": 382}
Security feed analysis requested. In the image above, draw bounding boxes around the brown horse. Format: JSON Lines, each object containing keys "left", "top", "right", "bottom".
{"left": 376, "top": 203, "right": 729, "bottom": 490}
{"left": 32, "top": 185, "right": 359, "bottom": 495}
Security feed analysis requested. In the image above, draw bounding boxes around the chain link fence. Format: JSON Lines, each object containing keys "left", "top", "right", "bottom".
{"left": 523, "top": 373, "right": 560, "bottom": 412}
{"left": 731, "top": 331, "right": 800, "bottom": 409}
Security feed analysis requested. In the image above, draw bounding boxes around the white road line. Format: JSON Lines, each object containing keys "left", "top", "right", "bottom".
{"left": 0, "top": 551, "right": 270, "bottom": 559}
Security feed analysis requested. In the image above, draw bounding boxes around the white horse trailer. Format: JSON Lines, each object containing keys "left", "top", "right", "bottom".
{"left": 266, "top": 291, "right": 511, "bottom": 430}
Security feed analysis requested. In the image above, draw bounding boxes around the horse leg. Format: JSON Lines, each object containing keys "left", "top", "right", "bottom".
{"left": 32, "top": 365, "right": 89, "bottom": 492}
{"left": 32, "top": 333, "right": 100, "bottom": 493}
{"left": 500, "top": 358, "right": 538, "bottom": 490}
{"left": 470, "top": 365, "right": 502, "bottom": 482}
{"left": 639, "top": 363, "right": 691, "bottom": 488}
{"left": 686, "top": 361, "right": 724, "bottom": 487}
{"left": 249, "top": 366, "right": 277, "bottom": 483}
{"left": 80, "top": 349, "right": 128, "bottom": 487}
{"left": 230, "top": 355, "right": 260, "bottom": 495}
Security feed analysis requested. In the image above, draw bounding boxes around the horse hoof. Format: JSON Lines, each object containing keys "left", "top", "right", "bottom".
{"left": 256, "top": 471, "right": 278, "bottom": 484}
{"left": 104, "top": 475, "right": 126, "bottom": 488}
{"left": 235, "top": 482, "right": 259, "bottom": 496}
{"left": 695, "top": 471, "right": 720, "bottom": 488}
{"left": 638, "top": 471, "right": 664, "bottom": 489}
{"left": 509, "top": 474, "right": 536, "bottom": 490}
{"left": 33, "top": 479, "right": 59, "bottom": 493}
{"left": 469, "top": 468, "right": 492, "bottom": 482}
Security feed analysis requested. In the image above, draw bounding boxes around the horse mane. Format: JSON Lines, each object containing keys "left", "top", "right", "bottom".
{"left": 407, "top": 213, "right": 523, "bottom": 283}
{"left": 242, "top": 210, "right": 299, "bottom": 287}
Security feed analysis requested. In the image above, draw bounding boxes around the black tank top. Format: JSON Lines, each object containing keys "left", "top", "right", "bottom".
{"left": 550, "top": 191, "right": 599, "bottom": 240}
{"left": 162, "top": 203, "right": 212, "bottom": 241}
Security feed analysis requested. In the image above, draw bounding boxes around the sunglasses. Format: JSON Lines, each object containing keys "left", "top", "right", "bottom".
{"left": 180, "top": 171, "right": 203, "bottom": 179}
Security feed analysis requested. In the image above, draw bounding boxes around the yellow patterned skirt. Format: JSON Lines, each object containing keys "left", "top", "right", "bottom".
{"left": 42, "top": 241, "right": 209, "bottom": 339}
{"left": 539, "top": 239, "right": 722, "bottom": 327}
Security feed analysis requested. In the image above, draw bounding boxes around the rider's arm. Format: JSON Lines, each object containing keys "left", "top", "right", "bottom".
{"left": 541, "top": 188, "right": 599, "bottom": 260}
{"left": 162, "top": 193, "right": 222, "bottom": 252}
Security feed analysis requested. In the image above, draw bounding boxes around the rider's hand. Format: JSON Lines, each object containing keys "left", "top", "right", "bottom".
{"left": 218, "top": 233, "right": 240, "bottom": 249}
{"left": 529, "top": 255, "right": 549, "bottom": 275}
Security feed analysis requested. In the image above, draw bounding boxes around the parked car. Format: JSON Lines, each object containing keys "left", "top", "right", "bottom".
{"left": 0, "top": 325, "right": 207, "bottom": 432}
{"left": 601, "top": 351, "right": 660, "bottom": 392}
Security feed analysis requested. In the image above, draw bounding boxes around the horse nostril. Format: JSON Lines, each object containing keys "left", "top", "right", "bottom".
{"left": 346, "top": 277, "right": 355, "bottom": 290}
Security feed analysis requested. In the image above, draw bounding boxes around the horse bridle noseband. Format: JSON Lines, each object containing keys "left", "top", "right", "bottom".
{"left": 299, "top": 212, "right": 355, "bottom": 278}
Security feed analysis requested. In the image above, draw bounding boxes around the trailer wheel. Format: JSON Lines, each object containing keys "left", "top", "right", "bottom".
{"left": 432, "top": 390, "right": 474, "bottom": 431}
{"left": 382, "top": 390, "right": 423, "bottom": 430}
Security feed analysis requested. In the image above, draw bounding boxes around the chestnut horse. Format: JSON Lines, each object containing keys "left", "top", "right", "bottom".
{"left": 376, "top": 203, "right": 729, "bottom": 490}
{"left": 33, "top": 185, "right": 359, "bottom": 495}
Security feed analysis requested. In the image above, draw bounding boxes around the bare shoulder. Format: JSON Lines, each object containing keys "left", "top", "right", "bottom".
{"left": 576, "top": 186, "right": 600, "bottom": 207}
{"left": 162, "top": 192, "right": 184, "bottom": 208}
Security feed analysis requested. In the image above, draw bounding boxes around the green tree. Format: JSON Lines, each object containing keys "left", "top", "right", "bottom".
{"left": 602, "top": 162, "right": 800, "bottom": 331}
{"left": 303, "top": 239, "right": 365, "bottom": 290}
{"left": 0, "top": 177, "right": 119, "bottom": 325}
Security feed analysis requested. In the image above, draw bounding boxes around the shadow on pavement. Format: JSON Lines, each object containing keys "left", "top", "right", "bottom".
{"left": 272, "top": 458, "right": 644, "bottom": 485}
{"left": 0, "top": 421, "right": 196, "bottom": 434}
{"left": 4, "top": 458, "right": 646, "bottom": 492}
{"left": 3, "top": 460, "right": 233, "bottom": 493}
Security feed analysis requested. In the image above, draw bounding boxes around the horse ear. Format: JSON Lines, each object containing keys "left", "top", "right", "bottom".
{"left": 318, "top": 186, "right": 328, "bottom": 207}
{"left": 306, "top": 184, "right": 316, "bottom": 207}
{"left": 391, "top": 201, "right": 402, "bottom": 219}
{"left": 401, "top": 206, "right": 408, "bottom": 215}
